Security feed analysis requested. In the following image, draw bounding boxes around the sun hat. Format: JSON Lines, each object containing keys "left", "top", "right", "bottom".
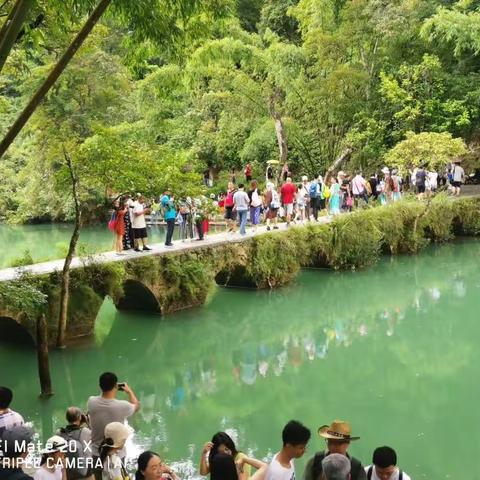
{"left": 381, "top": 167, "right": 390, "bottom": 174}
{"left": 103, "top": 422, "right": 130, "bottom": 449}
{"left": 42, "top": 435, "right": 68, "bottom": 454}
{"left": 318, "top": 420, "right": 360, "bottom": 441}
{"left": 1, "top": 426, "right": 34, "bottom": 457}
{"left": 302, "top": 175, "right": 308, "bottom": 182}
{"left": 337, "top": 171, "right": 346, "bottom": 177}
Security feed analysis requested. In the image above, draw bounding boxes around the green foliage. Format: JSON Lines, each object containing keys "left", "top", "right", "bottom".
{"left": 4, "top": 0, "right": 480, "bottom": 225}
{"left": 328, "top": 211, "right": 382, "bottom": 269}
{"left": 8, "top": 249, "right": 34, "bottom": 267}
{"left": 246, "top": 233, "right": 301, "bottom": 287}
{"left": 161, "top": 254, "right": 215, "bottom": 308}
{"left": 0, "top": 274, "right": 47, "bottom": 318}
{"left": 384, "top": 132, "right": 467, "bottom": 174}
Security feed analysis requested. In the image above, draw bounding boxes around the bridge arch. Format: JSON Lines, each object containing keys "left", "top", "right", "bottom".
{"left": 115, "top": 279, "right": 162, "bottom": 314}
{"left": 0, "top": 316, "right": 35, "bottom": 347}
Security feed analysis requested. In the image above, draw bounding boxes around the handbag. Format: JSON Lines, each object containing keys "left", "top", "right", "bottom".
{"left": 108, "top": 212, "right": 117, "bottom": 231}
{"left": 346, "top": 196, "right": 353, "bottom": 207}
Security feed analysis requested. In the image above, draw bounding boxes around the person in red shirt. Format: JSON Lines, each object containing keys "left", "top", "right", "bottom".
{"left": 244, "top": 163, "right": 252, "bottom": 182}
{"left": 280, "top": 177, "right": 297, "bottom": 226}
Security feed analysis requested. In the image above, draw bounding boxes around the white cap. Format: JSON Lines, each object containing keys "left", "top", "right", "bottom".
{"left": 42, "top": 435, "right": 68, "bottom": 454}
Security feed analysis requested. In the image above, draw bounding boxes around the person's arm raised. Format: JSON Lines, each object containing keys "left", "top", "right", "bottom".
{"left": 199, "top": 442, "right": 213, "bottom": 475}
{"left": 122, "top": 383, "right": 140, "bottom": 412}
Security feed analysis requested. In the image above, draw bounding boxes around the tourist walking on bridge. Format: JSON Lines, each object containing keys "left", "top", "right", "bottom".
{"left": 225, "top": 183, "right": 237, "bottom": 233}
{"left": 264, "top": 182, "right": 280, "bottom": 231}
{"left": 281, "top": 177, "right": 297, "bottom": 226}
{"left": 303, "top": 420, "right": 367, "bottom": 480}
{"left": 132, "top": 195, "right": 151, "bottom": 252}
{"left": 248, "top": 181, "right": 262, "bottom": 233}
{"left": 162, "top": 194, "right": 176, "bottom": 247}
{"left": 329, "top": 179, "right": 341, "bottom": 216}
{"left": 113, "top": 199, "right": 128, "bottom": 255}
{"left": 309, "top": 177, "right": 321, "bottom": 221}
{"left": 352, "top": 172, "right": 368, "bottom": 207}
{"left": 233, "top": 184, "right": 250, "bottom": 236}
{"left": 451, "top": 160, "right": 465, "bottom": 196}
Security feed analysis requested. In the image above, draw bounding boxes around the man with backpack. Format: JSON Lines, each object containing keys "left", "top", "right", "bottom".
{"left": 303, "top": 420, "right": 367, "bottom": 480}
{"left": 58, "top": 407, "right": 93, "bottom": 480}
{"left": 364, "top": 446, "right": 411, "bottom": 480}
{"left": 309, "top": 177, "right": 321, "bottom": 221}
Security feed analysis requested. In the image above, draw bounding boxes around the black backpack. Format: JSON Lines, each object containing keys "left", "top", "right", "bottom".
{"left": 312, "top": 452, "right": 363, "bottom": 480}
{"left": 367, "top": 466, "right": 403, "bottom": 480}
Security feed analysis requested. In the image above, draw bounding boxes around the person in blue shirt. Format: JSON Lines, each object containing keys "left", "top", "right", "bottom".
{"left": 163, "top": 193, "right": 177, "bottom": 247}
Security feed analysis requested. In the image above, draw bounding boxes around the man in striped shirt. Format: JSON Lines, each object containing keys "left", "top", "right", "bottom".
{"left": 0, "top": 387, "right": 24, "bottom": 436}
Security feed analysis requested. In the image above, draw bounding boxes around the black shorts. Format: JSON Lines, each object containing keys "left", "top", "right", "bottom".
{"left": 452, "top": 181, "right": 462, "bottom": 188}
{"left": 417, "top": 185, "right": 426, "bottom": 193}
{"left": 133, "top": 227, "right": 148, "bottom": 239}
{"left": 224, "top": 206, "right": 236, "bottom": 220}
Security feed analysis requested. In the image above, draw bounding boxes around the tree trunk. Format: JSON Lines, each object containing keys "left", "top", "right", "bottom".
{"left": 37, "top": 314, "right": 53, "bottom": 397}
{"left": 0, "top": 0, "right": 34, "bottom": 73}
{"left": 0, "top": 0, "right": 113, "bottom": 160}
{"left": 324, "top": 148, "right": 353, "bottom": 184}
{"left": 268, "top": 90, "right": 288, "bottom": 180}
{"left": 56, "top": 147, "right": 82, "bottom": 348}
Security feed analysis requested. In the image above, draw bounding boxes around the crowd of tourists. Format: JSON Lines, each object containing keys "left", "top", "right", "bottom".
{"left": 1, "top": 380, "right": 411, "bottom": 480}
{"left": 107, "top": 160, "right": 465, "bottom": 252}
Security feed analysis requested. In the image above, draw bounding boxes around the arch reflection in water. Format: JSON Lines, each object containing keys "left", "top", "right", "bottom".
{"left": 0, "top": 239, "right": 479, "bottom": 479}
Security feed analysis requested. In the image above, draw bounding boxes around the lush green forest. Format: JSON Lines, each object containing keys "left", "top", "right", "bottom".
{"left": 1, "top": 0, "right": 480, "bottom": 223}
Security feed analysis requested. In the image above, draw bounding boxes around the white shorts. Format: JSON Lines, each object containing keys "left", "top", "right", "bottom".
{"left": 285, "top": 204, "right": 294, "bottom": 215}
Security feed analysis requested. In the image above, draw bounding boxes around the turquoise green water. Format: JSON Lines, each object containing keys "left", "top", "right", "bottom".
{"left": 0, "top": 223, "right": 223, "bottom": 268}
{"left": 1, "top": 239, "right": 480, "bottom": 478}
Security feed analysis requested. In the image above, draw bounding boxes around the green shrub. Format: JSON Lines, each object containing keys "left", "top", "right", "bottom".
{"left": 328, "top": 211, "right": 382, "bottom": 269}
{"left": 246, "top": 233, "right": 301, "bottom": 288}
{"left": 304, "top": 223, "right": 333, "bottom": 267}
{"left": 421, "top": 193, "right": 456, "bottom": 243}
{"left": 453, "top": 197, "right": 480, "bottom": 235}
{"left": 8, "top": 249, "right": 34, "bottom": 267}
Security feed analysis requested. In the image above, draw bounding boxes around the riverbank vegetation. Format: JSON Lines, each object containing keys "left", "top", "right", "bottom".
{"left": 1, "top": 0, "right": 480, "bottom": 223}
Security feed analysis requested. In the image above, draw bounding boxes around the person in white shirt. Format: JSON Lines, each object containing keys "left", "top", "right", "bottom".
{"left": 265, "top": 420, "right": 311, "bottom": 480}
{"left": 34, "top": 436, "right": 68, "bottom": 480}
{"left": 0, "top": 386, "right": 24, "bottom": 436}
{"left": 233, "top": 184, "right": 250, "bottom": 236}
{"left": 451, "top": 161, "right": 465, "bottom": 196}
{"left": 87, "top": 372, "right": 140, "bottom": 480}
{"left": 364, "top": 446, "right": 411, "bottom": 480}
{"left": 131, "top": 195, "right": 151, "bottom": 252}
{"left": 427, "top": 170, "right": 438, "bottom": 194}
{"left": 351, "top": 172, "right": 368, "bottom": 206}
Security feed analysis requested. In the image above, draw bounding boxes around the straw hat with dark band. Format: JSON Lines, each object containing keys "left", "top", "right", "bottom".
{"left": 318, "top": 420, "right": 360, "bottom": 441}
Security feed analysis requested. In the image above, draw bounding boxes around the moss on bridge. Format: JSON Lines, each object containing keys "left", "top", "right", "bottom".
{"left": 1, "top": 195, "right": 479, "bottom": 346}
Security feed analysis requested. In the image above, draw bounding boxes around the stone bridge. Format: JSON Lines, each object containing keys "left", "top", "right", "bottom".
{"left": 1, "top": 195, "right": 479, "bottom": 347}
{"left": 0, "top": 222, "right": 326, "bottom": 347}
